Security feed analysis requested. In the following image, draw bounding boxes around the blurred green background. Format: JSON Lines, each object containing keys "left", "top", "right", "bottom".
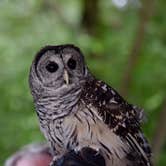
{"left": 0, "top": 0, "right": 165, "bottom": 165}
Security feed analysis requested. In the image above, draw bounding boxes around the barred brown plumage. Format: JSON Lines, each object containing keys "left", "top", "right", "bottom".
{"left": 29, "top": 44, "right": 152, "bottom": 166}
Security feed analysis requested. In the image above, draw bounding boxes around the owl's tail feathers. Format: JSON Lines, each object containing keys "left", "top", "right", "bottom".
{"left": 126, "top": 133, "right": 152, "bottom": 166}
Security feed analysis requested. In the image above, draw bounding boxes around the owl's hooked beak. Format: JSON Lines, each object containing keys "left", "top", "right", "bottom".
{"left": 63, "top": 69, "right": 69, "bottom": 85}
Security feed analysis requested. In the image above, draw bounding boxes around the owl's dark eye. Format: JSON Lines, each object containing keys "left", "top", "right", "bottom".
{"left": 67, "top": 58, "right": 76, "bottom": 70}
{"left": 45, "top": 61, "right": 59, "bottom": 73}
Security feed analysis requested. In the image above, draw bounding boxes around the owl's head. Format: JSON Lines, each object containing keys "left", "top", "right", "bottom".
{"left": 29, "top": 44, "right": 88, "bottom": 99}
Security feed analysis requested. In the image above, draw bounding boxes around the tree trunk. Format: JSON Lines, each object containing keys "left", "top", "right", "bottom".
{"left": 82, "top": 0, "right": 99, "bottom": 35}
{"left": 152, "top": 98, "right": 166, "bottom": 165}
{"left": 120, "top": 0, "right": 154, "bottom": 97}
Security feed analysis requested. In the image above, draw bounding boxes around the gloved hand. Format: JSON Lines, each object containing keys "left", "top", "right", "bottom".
{"left": 54, "top": 147, "right": 105, "bottom": 166}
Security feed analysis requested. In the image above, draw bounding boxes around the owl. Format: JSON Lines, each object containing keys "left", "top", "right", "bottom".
{"left": 29, "top": 44, "right": 152, "bottom": 166}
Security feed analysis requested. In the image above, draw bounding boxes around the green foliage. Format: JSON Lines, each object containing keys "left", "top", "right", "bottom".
{"left": 0, "top": 0, "right": 165, "bottom": 165}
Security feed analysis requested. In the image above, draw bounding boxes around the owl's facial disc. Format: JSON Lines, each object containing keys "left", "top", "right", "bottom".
{"left": 34, "top": 45, "right": 85, "bottom": 89}
{"left": 35, "top": 51, "right": 64, "bottom": 88}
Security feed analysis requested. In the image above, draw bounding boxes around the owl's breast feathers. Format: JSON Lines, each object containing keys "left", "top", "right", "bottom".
{"left": 81, "top": 79, "right": 152, "bottom": 165}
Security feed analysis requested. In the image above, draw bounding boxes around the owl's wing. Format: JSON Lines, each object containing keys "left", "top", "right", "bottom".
{"left": 81, "top": 79, "right": 152, "bottom": 165}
